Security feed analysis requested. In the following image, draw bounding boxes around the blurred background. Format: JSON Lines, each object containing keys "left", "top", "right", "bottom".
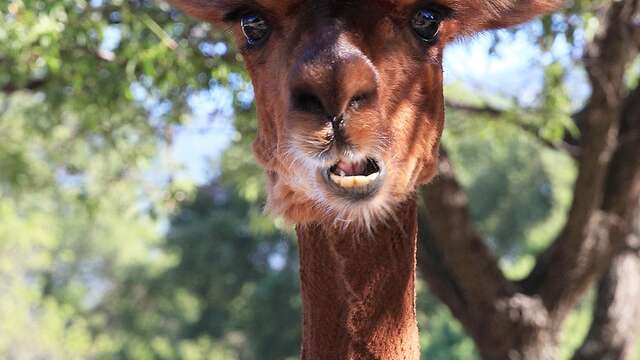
{"left": 1, "top": 0, "right": 638, "bottom": 359}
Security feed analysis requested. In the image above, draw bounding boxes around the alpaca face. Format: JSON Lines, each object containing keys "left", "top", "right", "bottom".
{"left": 241, "top": 2, "right": 448, "bottom": 227}
{"left": 172, "top": 0, "right": 560, "bottom": 227}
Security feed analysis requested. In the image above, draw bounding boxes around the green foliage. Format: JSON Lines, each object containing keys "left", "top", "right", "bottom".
{"left": 417, "top": 282, "right": 477, "bottom": 359}
{"left": 443, "top": 100, "right": 576, "bottom": 259}
{"left": 101, "top": 183, "right": 301, "bottom": 360}
{"left": 445, "top": 120, "right": 554, "bottom": 256}
{"left": 539, "top": 62, "right": 576, "bottom": 142}
{"left": 0, "top": 0, "right": 245, "bottom": 357}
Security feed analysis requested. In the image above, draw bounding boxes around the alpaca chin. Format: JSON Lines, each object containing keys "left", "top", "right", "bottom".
{"left": 265, "top": 165, "right": 409, "bottom": 233}
{"left": 318, "top": 192, "right": 403, "bottom": 233}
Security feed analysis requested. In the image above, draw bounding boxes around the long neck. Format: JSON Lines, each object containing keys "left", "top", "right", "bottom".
{"left": 296, "top": 197, "right": 420, "bottom": 360}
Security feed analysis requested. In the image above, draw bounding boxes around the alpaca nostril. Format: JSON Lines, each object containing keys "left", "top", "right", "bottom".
{"left": 330, "top": 114, "right": 347, "bottom": 144}
{"left": 291, "top": 90, "right": 326, "bottom": 115}
{"left": 330, "top": 114, "right": 345, "bottom": 131}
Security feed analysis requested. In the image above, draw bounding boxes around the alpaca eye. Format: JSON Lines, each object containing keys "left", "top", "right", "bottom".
{"left": 241, "top": 14, "right": 270, "bottom": 45}
{"left": 411, "top": 9, "right": 442, "bottom": 43}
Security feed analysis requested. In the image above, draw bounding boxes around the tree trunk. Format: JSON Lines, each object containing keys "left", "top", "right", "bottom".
{"left": 574, "top": 235, "right": 640, "bottom": 360}
{"left": 417, "top": 0, "right": 640, "bottom": 358}
{"left": 417, "top": 159, "right": 558, "bottom": 360}
{"left": 475, "top": 325, "right": 557, "bottom": 360}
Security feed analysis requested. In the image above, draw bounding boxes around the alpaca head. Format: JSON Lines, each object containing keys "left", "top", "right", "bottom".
{"left": 173, "top": 0, "right": 560, "bottom": 228}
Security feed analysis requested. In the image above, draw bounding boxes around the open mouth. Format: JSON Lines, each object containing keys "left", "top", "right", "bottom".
{"left": 324, "top": 158, "right": 383, "bottom": 198}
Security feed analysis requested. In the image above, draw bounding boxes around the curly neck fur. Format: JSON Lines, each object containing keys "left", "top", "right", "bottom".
{"left": 296, "top": 197, "right": 420, "bottom": 359}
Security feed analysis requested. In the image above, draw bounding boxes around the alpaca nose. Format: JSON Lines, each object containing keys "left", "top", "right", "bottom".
{"left": 289, "top": 35, "right": 378, "bottom": 120}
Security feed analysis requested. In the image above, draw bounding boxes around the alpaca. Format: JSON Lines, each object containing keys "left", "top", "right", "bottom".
{"left": 171, "top": 1, "right": 561, "bottom": 358}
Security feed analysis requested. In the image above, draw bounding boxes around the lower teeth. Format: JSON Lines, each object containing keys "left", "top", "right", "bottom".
{"left": 329, "top": 172, "right": 379, "bottom": 189}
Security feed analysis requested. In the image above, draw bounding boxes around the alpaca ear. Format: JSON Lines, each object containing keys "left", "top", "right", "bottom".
{"left": 171, "top": 0, "right": 227, "bottom": 23}
{"left": 480, "top": 0, "right": 562, "bottom": 30}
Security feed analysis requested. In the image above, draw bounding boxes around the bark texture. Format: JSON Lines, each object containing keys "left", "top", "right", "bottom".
{"left": 573, "top": 235, "right": 640, "bottom": 360}
{"left": 418, "top": 0, "right": 640, "bottom": 358}
{"left": 419, "top": 156, "right": 557, "bottom": 360}
{"left": 296, "top": 197, "right": 420, "bottom": 360}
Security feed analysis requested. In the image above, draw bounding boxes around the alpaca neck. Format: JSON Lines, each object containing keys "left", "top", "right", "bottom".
{"left": 296, "top": 197, "right": 420, "bottom": 360}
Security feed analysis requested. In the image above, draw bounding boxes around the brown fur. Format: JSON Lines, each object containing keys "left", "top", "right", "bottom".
{"left": 297, "top": 197, "right": 420, "bottom": 359}
{"left": 172, "top": 0, "right": 561, "bottom": 228}
{"left": 171, "top": 0, "right": 561, "bottom": 358}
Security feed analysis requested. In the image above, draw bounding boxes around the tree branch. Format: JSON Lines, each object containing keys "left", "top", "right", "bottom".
{"left": 445, "top": 99, "right": 581, "bottom": 156}
{"left": 602, "top": 85, "right": 640, "bottom": 216}
{"left": 573, "top": 234, "right": 640, "bottom": 360}
{"left": 573, "top": 89, "right": 640, "bottom": 359}
{"left": 445, "top": 100, "right": 504, "bottom": 117}
{"left": 1, "top": 78, "right": 47, "bottom": 94}
{"left": 522, "top": 0, "right": 640, "bottom": 320}
{"left": 418, "top": 151, "right": 518, "bottom": 341}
